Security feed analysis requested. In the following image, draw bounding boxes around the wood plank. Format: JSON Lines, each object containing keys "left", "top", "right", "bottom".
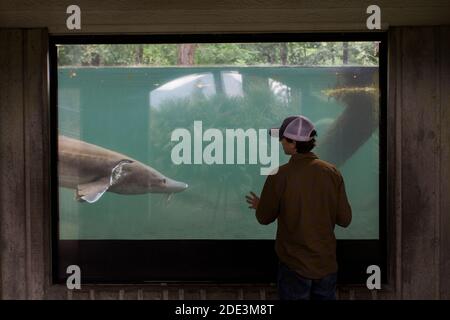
{"left": 2, "top": 0, "right": 450, "bottom": 12}
{"left": 97, "top": 290, "right": 120, "bottom": 300}
{"left": 400, "top": 27, "right": 440, "bottom": 299}
{"left": 0, "top": 9, "right": 376, "bottom": 26}
{"left": 348, "top": 286, "right": 375, "bottom": 300}
{"left": 45, "top": 285, "right": 69, "bottom": 299}
{"left": 122, "top": 289, "right": 138, "bottom": 300}
{"left": 183, "top": 288, "right": 201, "bottom": 300}
{"left": 23, "top": 28, "right": 49, "bottom": 299}
{"left": 387, "top": 27, "right": 402, "bottom": 299}
{"left": 142, "top": 289, "right": 163, "bottom": 300}
{"left": 337, "top": 286, "right": 352, "bottom": 300}
{"left": 439, "top": 26, "right": 450, "bottom": 300}
{"left": 0, "top": 1, "right": 449, "bottom": 33}
{"left": 1, "top": 8, "right": 449, "bottom": 26}
{"left": 0, "top": 29, "right": 27, "bottom": 299}
{"left": 205, "top": 288, "right": 238, "bottom": 300}
{"left": 69, "top": 290, "right": 90, "bottom": 300}
{"left": 45, "top": 23, "right": 378, "bottom": 35}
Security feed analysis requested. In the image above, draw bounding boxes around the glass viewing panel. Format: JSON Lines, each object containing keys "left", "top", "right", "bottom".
{"left": 56, "top": 41, "right": 380, "bottom": 241}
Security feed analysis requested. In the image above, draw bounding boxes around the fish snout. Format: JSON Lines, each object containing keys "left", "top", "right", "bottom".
{"left": 165, "top": 178, "right": 188, "bottom": 193}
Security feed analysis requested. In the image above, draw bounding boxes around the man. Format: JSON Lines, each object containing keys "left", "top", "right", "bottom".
{"left": 246, "top": 115, "right": 352, "bottom": 300}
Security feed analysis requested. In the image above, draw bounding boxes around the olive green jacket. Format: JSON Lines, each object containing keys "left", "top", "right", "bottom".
{"left": 256, "top": 152, "right": 352, "bottom": 279}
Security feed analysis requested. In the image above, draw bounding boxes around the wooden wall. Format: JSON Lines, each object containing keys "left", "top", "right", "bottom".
{"left": 1, "top": 25, "right": 450, "bottom": 299}
{"left": 0, "top": 1, "right": 450, "bottom": 34}
{"left": 439, "top": 27, "right": 450, "bottom": 300}
{"left": 388, "top": 27, "right": 450, "bottom": 299}
{"left": 0, "top": 29, "right": 51, "bottom": 299}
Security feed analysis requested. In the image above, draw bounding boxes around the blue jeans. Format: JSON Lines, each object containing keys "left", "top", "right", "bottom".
{"left": 277, "top": 262, "right": 337, "bottom": 300}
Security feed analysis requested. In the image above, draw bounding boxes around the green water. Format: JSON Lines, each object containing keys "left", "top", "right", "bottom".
{"left": 58, "top": 66, "right": 379, "bottom": 240}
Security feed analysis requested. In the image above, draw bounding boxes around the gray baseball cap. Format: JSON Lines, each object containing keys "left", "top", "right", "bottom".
{"left": 269, "top": 115, "right": 316, "bottom": 142}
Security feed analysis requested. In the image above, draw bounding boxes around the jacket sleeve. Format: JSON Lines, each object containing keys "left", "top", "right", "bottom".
{"left": 255, "top": 173, "right": 284, "bottom": 225}
{"left": 336, "top": 178, "right": 352, "bottom": 227}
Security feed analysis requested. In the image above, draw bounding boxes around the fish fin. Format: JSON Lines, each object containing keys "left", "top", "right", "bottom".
{"left": 76, "top": 177, "right": 110, "bottom": 203}
{"left": 75, "top": 159, "right": 133, "bottom": 204}
{"left": 110, "top": 159, "right": 133, "bottom": 186}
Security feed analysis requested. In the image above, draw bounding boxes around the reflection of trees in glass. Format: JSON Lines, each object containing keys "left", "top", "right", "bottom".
{"left": 317, "top": 69, "right": 379, "bottom": 167}
{"left": 178, "top": 44, "right": 198, "bottom": 65}
{"left": 58, "top": 44, "right": 178, "bottom": 66}
{"left": 148, "top": 85, "right": 297, "bottom": 226}
{"left": 145, "top": 66, "right": 379, "bottom": 225}
{"left": 57, "top": 42, "right": 378, "bottom": 67}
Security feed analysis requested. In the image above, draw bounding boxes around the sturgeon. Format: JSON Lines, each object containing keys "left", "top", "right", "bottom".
{"left": 58, "top": 135, "right": 188, "bottom": 203}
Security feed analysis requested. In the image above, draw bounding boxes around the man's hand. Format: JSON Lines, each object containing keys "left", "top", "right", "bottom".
{"left": 245, "top": 191, "right": 260, "bottom": 210}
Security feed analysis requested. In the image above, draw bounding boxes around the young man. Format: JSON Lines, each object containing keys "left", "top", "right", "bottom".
{"left": 246, "top": 115, "right": 352, "bottom": 300}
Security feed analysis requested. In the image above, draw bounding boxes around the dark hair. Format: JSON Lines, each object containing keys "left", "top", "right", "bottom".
{"left": 284, "top": 130, "right": 317, "bottom": 153}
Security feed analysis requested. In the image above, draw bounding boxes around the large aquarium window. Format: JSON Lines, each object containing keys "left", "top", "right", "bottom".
{"left": 51, "top": 34, "right": 387, "bottom": 284}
